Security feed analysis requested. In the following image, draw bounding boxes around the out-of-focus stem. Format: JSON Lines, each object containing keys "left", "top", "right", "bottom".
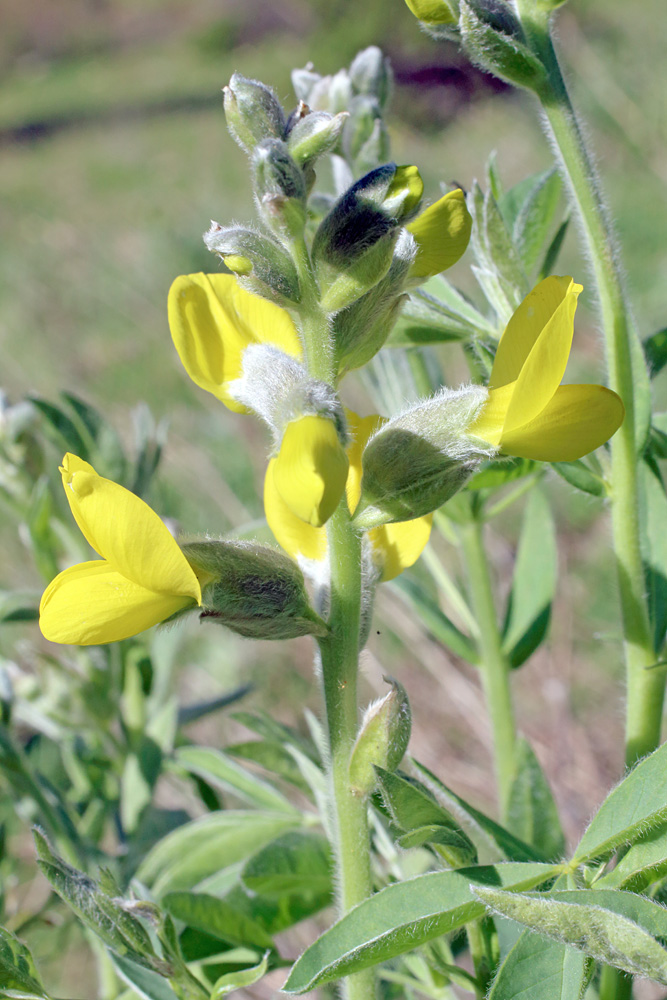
{"left": 513, "top": 1, "right": 662, "bottom": 766}
{"left": 461, "top": 514, "right": 516, "bottom": 817}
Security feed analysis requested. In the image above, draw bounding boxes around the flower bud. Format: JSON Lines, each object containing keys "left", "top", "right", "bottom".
{"left": 403, "top": 0, "right": 459, "bottom": 26}
{"left": 312, "top": 164, "right": 417, "bottom": 312}
{"left": 272, "top": 415, "right": 349, "bottom": 527}
{"left": 204, "top": 223, "right": 300, "bottom": 304}
{"left": 349, "top": 46, "right": 393, "bottom": 110}
{"left": 352, "top": 386, "right": 496, "bottom": 528}
{"left": 459, "top": 0, "right": 546, "bottom": 91}
{"left": 291, "top": 66, "right": 322, "bottom": 104}
{"left": 349, "top": 677, "right": 411, "bottom": 796}
{"left": 287, "top": 110, "right": 349, "bottom": 166}
{"left": 182, "top": 540, "right": 327, "bottom": 640}
{"left": 252, "top": 139, "right": 306, "bottom": 239}
{"left": 223, "top": 74, "right": 286, "bottom": 154}
{"left": 342, "top": 95, "right": 384, "bottom": 166}
{"left": 333, "top": 230, "right": 414, "bottom": 375}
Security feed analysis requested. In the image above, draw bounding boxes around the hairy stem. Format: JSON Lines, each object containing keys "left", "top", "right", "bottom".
{"left": 318, "top": 505, "right": 375, "bottom": 1000}
{"left": 513, "top": 2, "right": 662, "bottom": 767}
{"left": 461, "top": 514, "right": 516, "bottom": 818}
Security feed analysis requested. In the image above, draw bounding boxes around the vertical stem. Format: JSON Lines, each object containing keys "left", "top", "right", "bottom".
{"left": 513, "top": 2, "right": 662, "bottom": 766}
{"left": 318, "top": 504, "right": 375, "bottom": 1000}
{"left": 291, "top": 231, "right": 374, "bottom": 998}
{"left": 461, "top": 514, "right": 516, "bottom": 818}
{"left": 599, "top": 967, "right": 633, "bottom": 1000}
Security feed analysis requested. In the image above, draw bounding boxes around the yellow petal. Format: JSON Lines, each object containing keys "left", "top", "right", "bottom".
{"left": 385, "top": 165, "right": 424, "bottom": 220}
{"left": 370, "top": 515, "right": 433, "bottom": 582}
{"left": 407, "top": 189, "right": 472, "bottom": 279}
{"left": 168, "top": 273, "right": 302, "bottom": 413}
{"left": 502, "top": 277, "right": 582, "bottom": 434}
{"left": 264, "top": 459, "right": 327, "bottom": 562}
{"left": 467, "top": 382, "right": 514, "bottom": 447}
{"left": 60, "top": 454, "right": 201, "bottom": 602}
{"left": 500, "top": 383, "right": 624, "bottom": 461}
{"left": 39, "top": 560, "right": 197, "bottom": 645}
{"left": 345, "top": 411, "right": 384, "bottom": 513}
{"left": 273, "top": 416, "right": 349, "bottom": 527}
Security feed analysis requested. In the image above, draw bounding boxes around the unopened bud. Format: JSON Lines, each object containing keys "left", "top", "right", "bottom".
{"left": 287, "top": 110, "right": 349, "bottom": 166}
{"left": 352, "top": 385, "right": 496, "bottom": 528}
{"left": 459, "top": 0, "right": 547, "bottom": 91}
{"left": 204, "top": 224, "right": 300, "bottom": 304}
{"left": 349, "top": 677, "right": 412, "bottom": 796}
{"left": 349, "top": 47, "right": 393, "bottom": 110}
{"left": 183, "top": 540, "right": 327, "bottom": 640}
{"left": 252, "top": 139, "right": 306, "bottom": 238}
{"left": 313, "top": 164, "right": 417, "bottom": 311}
{"left": 403, "top": 0, "right": 459, "bottom": 26}
{"left": 272, "top": 415, "right": 349, "bottom": 527}
{"left": 342, "top": 95, "right": 384, "bottom": 166}
{"left": 333, "top": 230, "right": 414, "bottom": 375}
{"left": 223, "top": 74, "right": 286, "bottom": 154}
{"left": 291, "top": 66, "right": 322, "bottom": 104}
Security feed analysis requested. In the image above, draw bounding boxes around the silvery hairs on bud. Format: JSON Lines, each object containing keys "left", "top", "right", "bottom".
{"left": 354, "top": 385, "right": 497, "bottom": 526}
{"left": 228, "top": 343, "right": 348, "bottom": 449}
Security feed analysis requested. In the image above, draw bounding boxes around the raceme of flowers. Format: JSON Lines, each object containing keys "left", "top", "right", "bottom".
{"left": 469, "top": 276, "right": 625, "bottom": 461}
{"left": 39, "top": 455, "right": 203, "bottom": 645}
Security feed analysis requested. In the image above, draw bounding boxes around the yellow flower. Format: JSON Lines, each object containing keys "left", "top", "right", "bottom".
{"left": 272, "top": 415, "right": 350, "bottom": 528}
{"left": 168, "top": 272, "right": 302, "bottom": 413}
{"left": 407, "top": 188, "right": 472, "bottom": 279}
{"left": 265, "top": 412, "right": 433, "bottom": 581}
{"left": 469, "top": 276, "right": 624, "bottom": 461}
{"left": 39, "top": 455, "right": 202, "bottom": 646}
{"left": 403, "top": 0, "right": 458, "bottom": 25}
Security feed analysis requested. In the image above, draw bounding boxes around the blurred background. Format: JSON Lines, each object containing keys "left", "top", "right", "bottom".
{"left": 0, "top": 1, "right": 666, "bottom": 991}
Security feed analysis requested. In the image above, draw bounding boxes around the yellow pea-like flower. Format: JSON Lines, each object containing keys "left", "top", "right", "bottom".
{"left": 272, "top": 415, "right": 350, "bottom": 528}
{"left": 469, "top": 276, "right": 625, "bottom": 461}
{"left": 168, "top": 272, "right": 302, "bottom": 413}
{"left": 265, "top": 412, "right": 433, "bottom": 581}
{"left": 407, "top": 188, "right": 472, "bottom": 279}
{"left": 403, "top": 0, "right": 458, "bottom": 25}
{"left": 39, "top": 455, "right": 202, "bottom": 646}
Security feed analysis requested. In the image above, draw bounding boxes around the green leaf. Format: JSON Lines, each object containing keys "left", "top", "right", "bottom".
{"left": 475, "top": 887, "right": 667, "bottom": 983}
{"left": 512, "top": 169, "right": 562, "bottom": 274}
{"left": 242, "top": 831, "right": 332, "bottom": 898}
{"left": 210, "top": 951, "right": 270, "bottom": 999}
{"left": 375, "top": 768, "right": 477, "bottom": 867}
{"left": 466, "top": 457, "right": 536, "bottom": 492}
{"left": 25, "top": 478, "right": 59, "bottom": 582}
{"left": 121, "top": 737, "right": 162, "bottom": 835}
{"left": 411, "top": 759, "right": 544, "bottom": 862}
{"left": 538, "top": 217, "right": 570, "bottom": 281}
{"left": 597, "top": 822, "right": 667, "bottom": 892}
{"left": 28, "top": 397, "right": 88, "bottom": 458}
{"left": 231, "top": 712, "right": 318, "bottom": 762}
{"left": 136, "top": 812, "right": 301, "bottom": 895}
{"left": 281, "top": 863, "right": 558, "bottom": 994}
{"left": 488, "top": 929, "right": 587, "bottom": 1000}
{"left": 469, "top": 181, "right": 528, "bottom": 319}
{"left": 422, "top": 275, "right": 496, "bottom": 333}
{"left": 391, "top": 576, "right": 478, "bottom": 664}
{"left": 641, "top": 461, "right": 667, "bottom": 653}
{"left": 552, "top": 459, "right": 606, "bottom": 497}
{"left": 34, "top": 831, "right": 157, "bottom": 969}
{"left": 112, "top": 955, "right": 179, "bottom": 1000}
{"left": 507, "top": 740, "right": 565, "bottom": 861}
{"left": 162, "top": 892, "right": 274, "bottom": 951}
{"left": 388, "top": 292, "right": 469, "bottom": 345}
{"left": 502, "top": 488, "right": 557, "bottom": 669}
{"left": 0, "top": 927, "right": 46, "bottom": 997}
{"left": 644, "top": 328, "right": 667, "bottom": 378}
{"left": 60, "top": 392, "right": 127, "bottom": 481}
{"left": 226, "top": 741, "right": 312, "bottom": 796}
{"left": 173, "top": 746, "right": 296, "bottom": 813}
{"left": 572, "top": 740, "right": 667, "bottom": 864}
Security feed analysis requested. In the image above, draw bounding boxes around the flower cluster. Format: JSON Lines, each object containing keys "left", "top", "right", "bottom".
{"left": 38, "top": 61, "right": 623, "bottom": 649}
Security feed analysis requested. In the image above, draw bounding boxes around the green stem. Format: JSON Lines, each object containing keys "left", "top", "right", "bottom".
{"left": 291, "top": 232, "right": 374, "bottom": 999}
{"left": 513, "top": 3, "right": 661, "bottom": 766}
{"left": 599, "top": 967, "right": 633, "bottom": 1000}
{"left": 318, "top": 504, "right": 375, "bottom": 1000}
{"left": 461, "top": 514, "right": 516, "bottom": 818}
